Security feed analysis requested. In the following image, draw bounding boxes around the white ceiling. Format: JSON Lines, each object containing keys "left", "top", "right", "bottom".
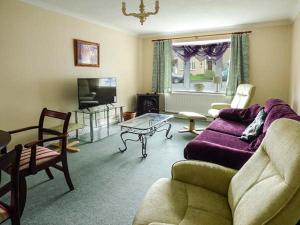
{"left": 22, "top": 0, "right": 299, "bottom": 36}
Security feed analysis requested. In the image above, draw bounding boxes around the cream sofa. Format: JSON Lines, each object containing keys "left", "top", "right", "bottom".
{"left": 133, "top": 118, "right": 300, "bottom": 225}
{"left": 208, "top": 84, "right": 255, "bottom": 118}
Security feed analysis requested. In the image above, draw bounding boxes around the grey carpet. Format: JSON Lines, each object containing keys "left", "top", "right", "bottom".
{"left": 4, "top": 118, "right": 208, "bottom": 225}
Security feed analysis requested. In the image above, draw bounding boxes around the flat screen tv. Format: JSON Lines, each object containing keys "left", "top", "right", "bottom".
{"left": 77, "top": 78, "right": 117, "bottom": 109}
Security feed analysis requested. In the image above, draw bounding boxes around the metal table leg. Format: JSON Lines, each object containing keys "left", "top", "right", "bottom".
{"left": 119, "top": 131, "right": 139, "bottom": 152}
{"left": 107, "top": 108, "right": 110, "bottom": 136}
{"left": 140, "top": 134, "right": 148, "bottom": 158}
{"left": 89, "top": 113, "right": 94, "bottom": 142}
{"left": 75, "top": 111, "right": 78, "bottom": 139}
{"left": 165, "top": 123, "right": 173, "bottom": 139}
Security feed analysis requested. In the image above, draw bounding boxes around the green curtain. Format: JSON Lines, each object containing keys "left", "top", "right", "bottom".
{"left": 152, "top": 40, "right": 172, "bottom": 93}
{"left": 226, "top": 33, "right": 249, "bottom": 96}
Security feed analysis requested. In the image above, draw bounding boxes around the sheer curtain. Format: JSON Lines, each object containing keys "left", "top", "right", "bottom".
{"left": 152, "top": 40, "right": 172, "bottom": 93}
{"left": 226, "top": 33, "right": 249, "bottom": 96}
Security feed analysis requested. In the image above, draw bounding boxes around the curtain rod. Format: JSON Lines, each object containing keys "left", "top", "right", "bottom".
{"left": 151, "top": 31, "right": 252, "bottom": 42}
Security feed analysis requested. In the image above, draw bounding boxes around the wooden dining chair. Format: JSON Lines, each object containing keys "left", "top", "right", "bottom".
{"left": 6, "top": 108, "right": 74, "bottom": 191}
{"left": 0, "top": 144, "right": 25, "bottom": 225}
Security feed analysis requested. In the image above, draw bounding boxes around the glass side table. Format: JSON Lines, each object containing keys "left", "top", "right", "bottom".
{"left": 74, "top": 105, "right": 124, "bottom": 142}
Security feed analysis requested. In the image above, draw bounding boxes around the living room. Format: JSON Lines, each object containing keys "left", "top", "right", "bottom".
{"left": 1, "top": 0, "right": 300, "bottom": 225}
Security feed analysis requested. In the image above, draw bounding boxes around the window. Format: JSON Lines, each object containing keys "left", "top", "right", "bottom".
{"left": 190, "top": 60, "right": 196, "bottom": 71}
{"left": 171, "top": 39, "right": 231, "bottom": 93}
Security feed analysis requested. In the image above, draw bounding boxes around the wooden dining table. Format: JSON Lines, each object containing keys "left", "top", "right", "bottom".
{"left": 0, "top": 130, "right": 11, "bottom": 151}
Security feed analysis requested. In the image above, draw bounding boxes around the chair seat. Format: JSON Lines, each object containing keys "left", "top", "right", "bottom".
{"left": 0, "top": 203, "right": 9, "bottom": 223}
{"left": 133, "top": 178, "right": 232, "bottom": 225}
{"left": 19, "top": 146, "right": 60, "bottom": 171}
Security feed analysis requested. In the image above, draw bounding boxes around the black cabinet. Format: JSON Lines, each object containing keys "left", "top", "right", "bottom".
{"left": 137, "top": 94, "right": 159, "bottom": 116}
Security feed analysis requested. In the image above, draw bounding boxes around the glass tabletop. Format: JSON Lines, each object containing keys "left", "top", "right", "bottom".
{"left": 120, "top": 113, "right": 173, "bottom": 130}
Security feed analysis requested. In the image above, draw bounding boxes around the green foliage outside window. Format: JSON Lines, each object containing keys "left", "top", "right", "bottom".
{"left": 190, "top": 70, "right": 215, "bottom": 81}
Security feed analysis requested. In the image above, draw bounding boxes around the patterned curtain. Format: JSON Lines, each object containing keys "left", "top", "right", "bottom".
{"left": 226, "top": 33, "right": 249, "bottom": 96}
{"left": 152, "top": 40, "right": 172, "bottom": 93}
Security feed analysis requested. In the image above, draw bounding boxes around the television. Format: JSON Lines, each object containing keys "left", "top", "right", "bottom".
{"left": 77, "top": 78, "right": 117, "bottom": 109}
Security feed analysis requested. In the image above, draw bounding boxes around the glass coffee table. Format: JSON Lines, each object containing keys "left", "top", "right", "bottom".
{"left": 119, "top": 113, "right": 173, "bottom": 157}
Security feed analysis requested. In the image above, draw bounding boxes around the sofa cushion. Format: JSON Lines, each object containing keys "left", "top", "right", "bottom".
{"left": 207, "top": 118, "right": 248, "bottom": 137}
{"left": 133, "top": 178, "right": 232, "bottom": 225}
{"left": 193, "top": 130, "right": 249, "bottom": 151}
{"left": 184, "top": 140, "right": 253, "bottom": 170}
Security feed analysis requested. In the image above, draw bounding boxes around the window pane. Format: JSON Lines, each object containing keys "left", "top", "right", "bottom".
{"left": 172, "top": 40, "right": 231, "bottom": 94}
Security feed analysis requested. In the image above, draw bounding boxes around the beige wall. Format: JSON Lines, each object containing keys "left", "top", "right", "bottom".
{"left": 290, "top": 13, "right": 300, "bottom": 114}
{"left": 141, "top": 24, "right": 292, "bottom": 105}
{"left": 0, "top": 0, "right": 142, "bottom": 143}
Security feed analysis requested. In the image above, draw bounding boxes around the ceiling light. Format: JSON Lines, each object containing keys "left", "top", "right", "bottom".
{"left": 122, "top": 0, "right": 160, "bottom": 25}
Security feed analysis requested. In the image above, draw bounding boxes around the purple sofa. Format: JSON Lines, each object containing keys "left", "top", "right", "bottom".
{"left": 184, "top": 99, "right": 300, "bottom": 170}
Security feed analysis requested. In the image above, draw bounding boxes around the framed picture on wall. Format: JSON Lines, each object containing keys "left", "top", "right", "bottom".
{"left": 74, "top": 39, "right": 100, "bottom": 67}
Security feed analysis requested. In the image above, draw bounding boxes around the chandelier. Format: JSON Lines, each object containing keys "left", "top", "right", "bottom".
{"left": 122, "top": 0, "right": 160, "bottom": 25}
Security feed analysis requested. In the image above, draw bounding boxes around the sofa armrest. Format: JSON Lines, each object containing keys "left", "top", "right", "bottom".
{"left": 171, "top": 160, "right": 237, "bottom": 196}
{"left": 219, "top": 104, "right": 262, "bottom": 123}
{"left": 211, "top": 103, "right": 231, "bottom": 110}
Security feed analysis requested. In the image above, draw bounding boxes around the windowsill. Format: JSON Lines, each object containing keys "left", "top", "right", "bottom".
{"left": 171, "top": 90, "right": 226, "bottom": 96}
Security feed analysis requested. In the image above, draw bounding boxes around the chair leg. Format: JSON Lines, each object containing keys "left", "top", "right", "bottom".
{"left": 61, "top": 157, "right": 74, "bottom": 191}
{"left": 45, "top": 168, "right": 54, "bottom": 180}
{"left": 19, "top": 176, "right": 27, "bottom": 217}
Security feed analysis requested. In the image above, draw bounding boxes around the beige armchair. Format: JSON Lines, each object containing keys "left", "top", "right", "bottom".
{"left": 208, "top": 84, "right": 255, "bottom": 118}
{"left": 133, "top": 118, "right": 300, "bottom": 225}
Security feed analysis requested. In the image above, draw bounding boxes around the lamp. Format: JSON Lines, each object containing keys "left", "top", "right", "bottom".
{"left": 122, "top": 0, "right": 160, "bottom": 25}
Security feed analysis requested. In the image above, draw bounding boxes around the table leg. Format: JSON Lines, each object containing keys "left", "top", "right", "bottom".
{"left": 120, "top": 107, "right": 123, "bottom": 122}
{"left": 89, "top": 113, "right": 94, "bottom": 142}
{"left": 95, "top": 112, "right": 98, "bottom": 128}
{"left": 107, "top": 109, "right": 110, "bottom": 136}
{"left": 165, "top": 123, "right": 173, "bottom": 139}
{"left": 140, "top": 134, "right": 148, "bottom": 158}
{"left": 75, "top": 111, "right": 78, "bottom": 139}
{"left": 119, "top": 131, "right": 130, "bottom": 152}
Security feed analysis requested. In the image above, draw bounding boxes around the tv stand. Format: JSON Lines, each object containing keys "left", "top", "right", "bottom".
{"left": 74, "top": 105, "right": 124, "bottom": 142}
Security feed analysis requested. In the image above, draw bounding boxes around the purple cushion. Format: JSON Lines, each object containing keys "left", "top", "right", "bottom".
{"left": 219, "top": 104, "right": 262, "bottom": 123}
{"left": 184, "top": 140, "right": 253, "bottom": 170}
{"left": 207, "top": 118, "right": 248, "bottom": 137}
{"left": 193, "top": 130, "right": 249, "bottom": 151}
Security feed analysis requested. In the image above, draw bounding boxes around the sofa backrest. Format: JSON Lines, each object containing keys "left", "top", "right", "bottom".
{"left": 263, "top": 99, "right": 300, "bottom": 133}
{"left": 231, "top": 84, "right": 255, "bottom": 109}
{"left": 228, "top": 118, "right": 300, "bottom": 225}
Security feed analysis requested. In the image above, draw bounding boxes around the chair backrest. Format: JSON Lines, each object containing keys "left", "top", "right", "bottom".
{"left": 38, "top": 108, "right": 71, "bottom": 140}
{"left": 228, "top": 118, "right": 300, "bottom": 225}
{"left": 0, "top": 144, "right": 22, "bottom": 225}
{"left": 230, "top": 84, "right": 255, "bottom": 109}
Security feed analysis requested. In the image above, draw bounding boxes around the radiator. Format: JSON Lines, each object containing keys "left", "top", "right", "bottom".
{"left": 165, "top": 92, "right": 231, "bottom": 115}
